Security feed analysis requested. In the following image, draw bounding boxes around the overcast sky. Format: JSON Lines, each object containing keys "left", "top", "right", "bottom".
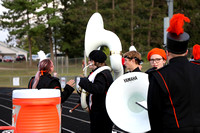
{"left": 0, "top": 1, "right": 62, "bottom": 43}
{"left": 0, "top": 0, "right": 9, "bottom": 42}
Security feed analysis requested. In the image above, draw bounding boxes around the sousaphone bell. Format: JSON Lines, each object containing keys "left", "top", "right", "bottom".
{"left": 106, "top": 72, "right": 151, "bottom": 133}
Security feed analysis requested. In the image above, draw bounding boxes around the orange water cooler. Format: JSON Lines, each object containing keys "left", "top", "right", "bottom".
{"left": 11, "top": 89, "right": 61, "bottom": 133}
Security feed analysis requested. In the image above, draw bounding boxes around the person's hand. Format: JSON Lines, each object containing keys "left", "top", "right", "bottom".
{"left": 67, "top": 79, "right": 75, "bottom": 87}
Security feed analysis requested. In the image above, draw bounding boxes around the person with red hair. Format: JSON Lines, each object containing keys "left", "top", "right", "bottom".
{"left": 146, "top": 48, "right": 167, "bottom": 73}
{"left": 190, "top": 44, "right": 200, "bottom": 65}
{"left": 28, "top": 59, "right": 75, "bottom": 103}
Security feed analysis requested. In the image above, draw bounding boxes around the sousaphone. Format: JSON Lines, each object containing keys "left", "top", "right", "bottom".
{"left": 84, "top": 12, "right": 123, "bottom": 79}
{"left": 106, "top": 72, "right": 151, "bottom": 133}
{"left": 80, "top": 12, "right": 124, "bottom": 112}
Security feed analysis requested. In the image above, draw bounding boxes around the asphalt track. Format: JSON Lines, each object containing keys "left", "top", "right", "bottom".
{"left": 0, "top": 88, "right": 126, "bottom": 133}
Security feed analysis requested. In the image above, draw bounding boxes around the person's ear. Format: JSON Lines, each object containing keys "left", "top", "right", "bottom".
{"left": 185, "top": 50, "right": 188, "bottom": 56}
{"left": 166, "top": 50, "right": 169, "bottom": 56}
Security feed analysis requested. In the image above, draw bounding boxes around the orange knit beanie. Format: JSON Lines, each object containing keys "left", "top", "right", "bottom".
{"left": 147, "top": 48, "right": 167, "bottom": 61}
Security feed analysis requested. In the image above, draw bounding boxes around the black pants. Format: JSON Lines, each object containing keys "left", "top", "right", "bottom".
{"left": 150, "top": 127, "right": 200, "bottom": 133}
{"left": 163, "top": 127, "right": 200, "bottom": 133}
{"left": 90, "top": 110, "right": 113, "bottom": 133}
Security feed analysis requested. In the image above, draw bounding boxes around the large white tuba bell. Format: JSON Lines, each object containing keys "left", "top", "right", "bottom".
{"left": 106, "top": 72, "right": 151, "bottom": 133}
{"left": 79, "top": 12, "right": 123, "bottom": 112}
{"left": 84, "top": 12, "right": 123, "bottom": 79}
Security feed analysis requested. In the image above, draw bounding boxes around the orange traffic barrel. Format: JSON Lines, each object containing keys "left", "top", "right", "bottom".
{"left": 12, "top": 89, "right": 61, "bottom": 133}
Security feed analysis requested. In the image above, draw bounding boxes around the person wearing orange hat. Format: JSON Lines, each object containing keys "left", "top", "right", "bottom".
{"left": 146, "top": 48, "right": 167, "bottom": 73}
{"left": 190, "top": 44, "right": 200, "bottom": 65}
{"left": 147, "top": 13, "right": 200, "bottom": 133}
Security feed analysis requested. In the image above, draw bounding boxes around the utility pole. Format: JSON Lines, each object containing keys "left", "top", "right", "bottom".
{"left": 166, "top": 0, "right": 173, "bottom": 19}
{"left": 164, "top": 0, "right": 173, "bottom": 45}
{"left": 130, "top": 0, "right": 134, "bottom": 46}
{"left": 95, "top": 0, "right": 98, "bottom": 12}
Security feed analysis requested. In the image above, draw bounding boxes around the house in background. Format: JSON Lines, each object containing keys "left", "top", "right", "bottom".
{"left": 0, "top": 41, "right": 28, "bottom": 61}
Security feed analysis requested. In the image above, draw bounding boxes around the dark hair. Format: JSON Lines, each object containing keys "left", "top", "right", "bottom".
{"left": 94, "top": 62, "right": 106, "bottom": 67}
{"left": 123, "top": 51, "right": 142, "bottom": 65}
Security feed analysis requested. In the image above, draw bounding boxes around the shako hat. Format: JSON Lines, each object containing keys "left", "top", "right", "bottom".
{"left": 89, "top": 50, "right": 107, "bottom": 63}
{"left": 166, "top": 13, "right": 190, "bottom": 54}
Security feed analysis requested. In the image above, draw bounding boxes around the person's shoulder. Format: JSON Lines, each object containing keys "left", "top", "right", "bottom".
{"left": 28, "top": 76, "right": 35, "bottom": 88}
{"left": 95, "top": 69, "right": 112, "bottom": 79}
{"left": 48, "top": 76, "right": 61, "bottom": 87}
{"left": 50, "top": 76, "right": 60, "bottom": 83}
{"left": 101, "top": 69, "right": 112, "bottom": 76}
{"left": 28, "top": 76, "right": 35, "bottom": 82}
{"left": 30, "top": 76, "right": 35, "bottom": 80}
{"left": 102, "top": 69, "right": 111, "bottom": 73}
{"left": 51, "top": 76, "right": 60, "bottom": 80}
{"left": 189, "top": 61, "right": 200, "bottom": 71}
{"left": 148, "top": 65, "right": 169, "bottom": 78}
{"left": 145, "top": 67, "right": 156, "bottom": 74}
{"left": 157, "top": 64, "right": 170, "bottom": 72}
{"left": 43, "top": 74, "right": 60, "bottom": 84}
{"left": 45, "top": 74, "right": 59, "bottom": 80}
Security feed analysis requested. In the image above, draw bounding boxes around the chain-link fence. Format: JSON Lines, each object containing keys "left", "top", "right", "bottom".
{"left": 0, "top": 57, "right": 85, "bottom": 88}
{"left": 0, "top": 75, "right": 79, "bottom": 89}
{"left": 0, "top": 48, "right": 193, "bottom": 88}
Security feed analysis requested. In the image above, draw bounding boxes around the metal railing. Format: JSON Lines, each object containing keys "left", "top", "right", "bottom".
{"left": 0, "top": 57, "right": 85, "bottom": 88}
{"left": 0, "top": 75, "right": 79, "bottom": 89}
{"left": 0, "top": 49, "right": 193, "bottom": 88}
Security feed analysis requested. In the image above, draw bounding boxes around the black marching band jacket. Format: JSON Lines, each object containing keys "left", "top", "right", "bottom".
{"left": 78, "top": 67, "right": 113, "bottom": 133}
{"left": 28, "top": 72, "right": 74, "bottom": 103}
{"left": 148, "top": 56, "right": 200, "bottom": 133}
{"left": 79, "top": 68, "right": 113, "bottom": 112}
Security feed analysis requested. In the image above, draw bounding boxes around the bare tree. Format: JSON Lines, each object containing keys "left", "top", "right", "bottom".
{"left": 130, "top": 0, "right": 134, "bottom": 46}
{"left": 112, "top": 0, "right": 115, "bottom": 32}
{"left": 147, "top": 0, "right": 154, "bottom": 48}
{"left": 95, "top": 0, "right": 98, "bottom": 12}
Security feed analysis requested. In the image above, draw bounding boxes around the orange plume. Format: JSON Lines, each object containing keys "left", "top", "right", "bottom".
{"left": 193, "top": 44, "right": 200, "bottom": 60}
{"left": 167, "top": 13, "right": 190, "bottom": 35}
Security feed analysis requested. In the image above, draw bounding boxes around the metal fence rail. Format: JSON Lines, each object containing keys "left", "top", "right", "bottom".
{"left": 0, "top": 49, "right": 193, "bottom": 88}
{"left": 0, "top": 57, "right": 85, "bottom": 88}
{"left": 0, "top": 75, "right": 79, "bottom": 89}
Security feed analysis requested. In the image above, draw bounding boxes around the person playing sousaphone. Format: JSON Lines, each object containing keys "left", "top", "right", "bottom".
{"left": 78, "top": 50, "right": 113, "bottom": 133}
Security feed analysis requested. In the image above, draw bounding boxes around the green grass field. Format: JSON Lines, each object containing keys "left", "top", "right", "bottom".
{"left": 0, "top": 60, "right": 151, "bottom": 88}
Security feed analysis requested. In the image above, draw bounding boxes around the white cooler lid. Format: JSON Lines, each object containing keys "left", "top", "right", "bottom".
{"left": 13, "top": 89, "right": 61, "bottom": 98}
